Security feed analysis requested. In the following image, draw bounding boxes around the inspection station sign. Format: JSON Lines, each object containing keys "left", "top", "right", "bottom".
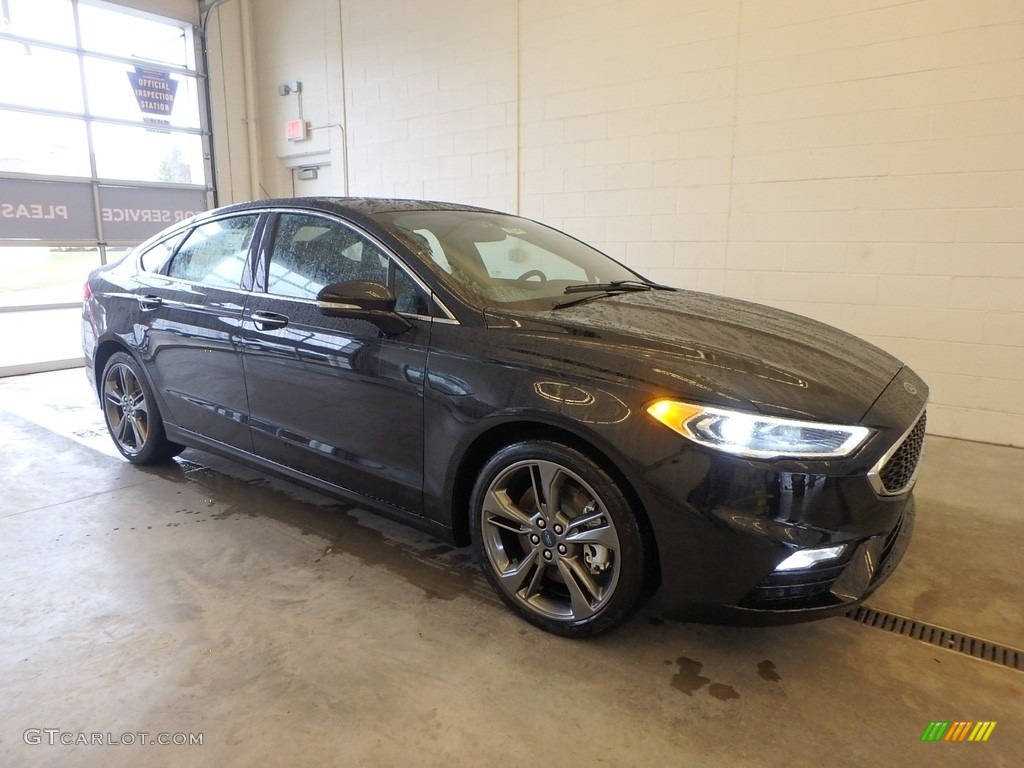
{"left": 127, "top": 66, "right": 178, "bottom": 129}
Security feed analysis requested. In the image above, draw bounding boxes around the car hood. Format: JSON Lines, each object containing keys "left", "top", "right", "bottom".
{"left": 487, "top": 289, "right": 905, "bottom": 424}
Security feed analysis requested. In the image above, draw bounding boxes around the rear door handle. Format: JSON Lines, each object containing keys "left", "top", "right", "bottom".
{"left": 251, "top": 310, "right": 289, "bottom": 331}
{"left": 139, "top": 295, "right": 162, "bottom": 311}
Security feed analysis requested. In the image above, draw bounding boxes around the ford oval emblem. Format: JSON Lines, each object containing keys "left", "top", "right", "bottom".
{"left": 903, "top": 381, "right": 918, "bottom": 396}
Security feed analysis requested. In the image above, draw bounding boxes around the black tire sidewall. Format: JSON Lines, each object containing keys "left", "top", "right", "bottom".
{"left": 470, "top": 440, "right": 646, "bottom": 637}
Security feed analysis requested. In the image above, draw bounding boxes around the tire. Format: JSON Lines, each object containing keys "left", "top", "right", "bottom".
{"left": 100, "top": 351, "right": 185, "bottom": 464}
{"left": 470, "top": 440, "right": 646, "bottom": 637}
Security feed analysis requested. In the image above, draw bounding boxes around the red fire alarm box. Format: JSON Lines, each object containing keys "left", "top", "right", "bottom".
{"left": 286, "top": 119, "right": 306, "bottom": 142}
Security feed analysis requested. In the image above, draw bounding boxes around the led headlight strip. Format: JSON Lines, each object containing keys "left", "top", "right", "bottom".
{"left": 646, "top": 400, "right": 870, "bottom": 459}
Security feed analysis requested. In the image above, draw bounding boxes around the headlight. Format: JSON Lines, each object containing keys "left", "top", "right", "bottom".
{"left": 646, "top": 400, "right": 870, "bottom": 459}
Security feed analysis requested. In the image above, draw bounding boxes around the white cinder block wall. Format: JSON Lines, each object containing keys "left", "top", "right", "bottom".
{"left": 208, "top": 0, "right": 1024, "bottom": 447}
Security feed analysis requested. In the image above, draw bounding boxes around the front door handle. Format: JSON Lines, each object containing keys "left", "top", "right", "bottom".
{"left": 139, "top": 295, "right": 162, "bottom": 311}
{"left": 251, "top": 310, "right": 289, "bottom": 331}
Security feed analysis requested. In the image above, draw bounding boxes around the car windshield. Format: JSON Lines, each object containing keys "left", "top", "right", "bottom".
{"left": 370, "top": 209, "right": 646, "bottom": 309}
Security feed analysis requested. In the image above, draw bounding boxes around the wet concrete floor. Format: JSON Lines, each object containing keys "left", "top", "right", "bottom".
{"left": 1, "top": 369, "right": 1021, "bottom": 767}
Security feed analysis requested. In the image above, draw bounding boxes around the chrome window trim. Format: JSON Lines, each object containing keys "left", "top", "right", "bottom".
{"left": 256, "top": 207, "right": 460, "bottom": 323}
{"left": 260, "top": 292, "right": 437, "bottom": 324}
{"left": 139, "top": 274, "right": 253, "bottom": 299}
{"left": 867, "top": 404, "right": 927, "bottom": 497}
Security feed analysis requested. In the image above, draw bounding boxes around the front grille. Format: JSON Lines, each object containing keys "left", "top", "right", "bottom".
{"left": 878, "top": 411, "right": 926, "bottom": 494}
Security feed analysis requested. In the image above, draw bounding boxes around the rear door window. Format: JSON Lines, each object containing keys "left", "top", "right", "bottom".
{"left": 167, "top": 215, "right": 258, "bottom": 288}
{"left": 139, "top": 232, "right": 185, "bottom": 273}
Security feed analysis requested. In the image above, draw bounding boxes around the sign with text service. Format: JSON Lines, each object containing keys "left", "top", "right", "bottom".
{"left": 1, "top": 178, "right": 209, "bottom": 243}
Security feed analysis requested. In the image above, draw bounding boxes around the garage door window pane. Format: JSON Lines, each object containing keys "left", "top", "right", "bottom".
{"left": 168, "top": 217, "right": 256, "bottom": 288}
{"left": 84, "top": 58, "right": 200, "bottom": 129}
{"left": 0, "top": 110, "right": 91, "bottom": 177}
{"left": 0, "top": 44, "right": 83, "bottom": 113}
{"left": 78, "top": 4, "right": 192, "bottom": 68}
{"left": 0, "top": 246, "right": 104, "bottom": 306}
{"left": 0, "top": 0, "right": 76, "bottom": 46}
{"left": 91, "top": 123, "right": 205, "bottom": 184}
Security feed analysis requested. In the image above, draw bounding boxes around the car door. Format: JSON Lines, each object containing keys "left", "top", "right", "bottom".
{"left": 237, "top": 210, "right": 433, "bottom": 516}
{"left": 136, "top": 212, "right": 260, "bottom": 450}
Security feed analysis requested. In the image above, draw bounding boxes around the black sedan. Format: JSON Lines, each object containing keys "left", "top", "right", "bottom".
{"left": 82, "top": 197, "right": 927, "bottom": 637}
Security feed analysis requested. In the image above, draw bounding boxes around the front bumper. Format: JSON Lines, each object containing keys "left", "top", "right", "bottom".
{"left": 636, "top": 453, "right": 918, "bottom": 623}
{"left": 631, "top": 367, "right": 926, "bottom": 625}
{"left": 678, "top": 496, "right": 915, "bottom": 625}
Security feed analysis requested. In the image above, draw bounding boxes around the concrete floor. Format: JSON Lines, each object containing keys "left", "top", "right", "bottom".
{"left": 1, "top": 368, "right": 1021, "bottom": 767}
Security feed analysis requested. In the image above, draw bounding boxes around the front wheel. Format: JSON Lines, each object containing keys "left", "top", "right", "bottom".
{"left": 100, "top": 351, "right": 184, "bottom": 464}
{"left": 470, "top": 441, "right": 647, "bottom": 637}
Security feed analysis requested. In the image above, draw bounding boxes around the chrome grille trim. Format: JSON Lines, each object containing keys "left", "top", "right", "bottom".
{"left": 868, "top": 407, "right": 927, "bottom": 496}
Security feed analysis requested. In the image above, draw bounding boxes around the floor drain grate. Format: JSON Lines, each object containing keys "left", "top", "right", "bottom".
{"left": 846, "top": 605, "right": 1024, "bottom": 673}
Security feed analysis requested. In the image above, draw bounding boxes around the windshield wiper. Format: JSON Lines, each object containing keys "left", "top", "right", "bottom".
{"left": 553, "top": 280, "right": 673, "bottom": 309}
{"left": 562, "top": 280, "right": 654, "bottom": 295}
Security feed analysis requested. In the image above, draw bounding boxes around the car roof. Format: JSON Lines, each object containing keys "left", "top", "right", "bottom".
{"left": 177, "top": 197, "right": 505, "bottom": 251}
{"left": 209, "top": 196, "right": 500, "bottom": 219}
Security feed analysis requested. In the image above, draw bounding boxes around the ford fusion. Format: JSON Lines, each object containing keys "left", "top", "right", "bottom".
{"left": 82, "top": 197, "right": 927, "bottom": 637}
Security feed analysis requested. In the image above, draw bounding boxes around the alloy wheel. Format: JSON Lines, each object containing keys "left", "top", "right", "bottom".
{"left": 480, "top": 459, "right": 622, "bottom": 622}
{"left": 103, "top": 362, "right": 150, "bottom": 455}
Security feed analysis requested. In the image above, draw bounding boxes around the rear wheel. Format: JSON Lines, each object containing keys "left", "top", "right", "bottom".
{"left": 470, "top": 441, "right": 646, "bottom": 637}
{"left": 100, "top": 352, "right": 184, "bottom": 464}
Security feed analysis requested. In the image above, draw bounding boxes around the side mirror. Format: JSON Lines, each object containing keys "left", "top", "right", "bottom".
{"left": 315, "top": 280, "right": 412, "bottom": 335}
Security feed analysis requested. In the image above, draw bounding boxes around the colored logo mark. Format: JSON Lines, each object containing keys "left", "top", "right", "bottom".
{"left": 921, "top": 721, "right": 996, "bottom": 742}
